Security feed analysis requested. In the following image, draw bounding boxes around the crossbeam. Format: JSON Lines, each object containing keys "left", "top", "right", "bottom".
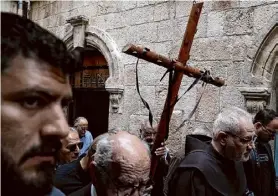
{"left": 122, "top": 44, "right": 225, "bottom": 87}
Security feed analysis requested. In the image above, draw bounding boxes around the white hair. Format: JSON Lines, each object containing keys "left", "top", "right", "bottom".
{"left": 74, "top": 117, "right": 88, "bottom": 127}
{"left": 212, "top": 107, "right": 252, "bottom": 139}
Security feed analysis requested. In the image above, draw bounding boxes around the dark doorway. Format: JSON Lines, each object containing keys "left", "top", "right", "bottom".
{"left": 69, "top": 89, "right": 109, "bottom": 138}
{"left": 68, "top": 48, "right": 110, "bottom": 138}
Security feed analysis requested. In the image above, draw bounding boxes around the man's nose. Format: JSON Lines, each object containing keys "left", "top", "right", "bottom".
{"left": 247, "top": 142, "right": 255, "bottom": 150}
{"left": 41, "top": 104, "right": 69, "bottom": 139}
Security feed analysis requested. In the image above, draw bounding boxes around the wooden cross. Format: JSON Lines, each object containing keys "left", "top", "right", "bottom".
{"left": 122, "top": 2, "right": 225, "bottom": 180}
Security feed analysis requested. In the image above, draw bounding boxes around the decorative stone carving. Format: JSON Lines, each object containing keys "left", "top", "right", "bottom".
{"left": 107, "top": 88, "right": 124, "bottom": 113}
{"left": 66, "top": 15, "right": 89, "bottom": 48}
{"left": 239, "top": 87, "right": 271, "bottom": 114}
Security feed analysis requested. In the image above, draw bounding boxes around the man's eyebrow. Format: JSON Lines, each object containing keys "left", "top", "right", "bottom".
{"left": 3, "top": 87, "right": 72, "bottom": 100}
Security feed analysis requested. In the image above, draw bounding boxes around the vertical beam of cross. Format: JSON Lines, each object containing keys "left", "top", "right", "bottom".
{"left": 150, "top": 2, "right": 204, "bottom": 179}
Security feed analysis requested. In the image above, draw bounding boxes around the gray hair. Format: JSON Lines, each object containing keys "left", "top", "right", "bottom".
{"left": 74, "top": 117, "right": 88, "bottom": 127}
{"left": 212, "top": 107, "right": 252, "bottom": 138}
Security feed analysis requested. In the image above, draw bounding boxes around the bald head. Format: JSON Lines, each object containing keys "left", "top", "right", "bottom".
{"left": 91, "top": 131, "right": 151, "bottom": 196}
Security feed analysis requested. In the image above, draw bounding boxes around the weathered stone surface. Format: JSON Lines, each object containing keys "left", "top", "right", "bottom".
{"left": 220, "top": 86, "right": 246, "bottom": 109}
{"left": 224, "top": 8, "right": 254, "bottom": 35}
{"left": 195, "top": 86, "right": 220, "bottom": 123}
{"left": 124, "top": 6, "right": 154, "bottom": 26}
{"left": 191, "top": 36, "right": 248, "bottom": 61}
{"left": 207, "top": 11, "right": 225, "bottom": 37}
{"left": 154, "top": 2, "right": 170, "bottom": 22}
{"left": 210, "top": 1, "right": 240, "bottom": 11}
{"left": 239, "top": 1, "right": 271, "bottom": 8}
{"left": 175, "top": 1, "right": 193, "bottom": 18}
{"left": 253, "top": 4, "right": 278, "bottom": 34}
{"left": 157, "top": 19, "right": 175, "bottom": 42}
{"left": 195, "top": 13, "right": 208, "bottom": 38}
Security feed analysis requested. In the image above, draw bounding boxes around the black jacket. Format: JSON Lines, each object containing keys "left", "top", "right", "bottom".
{"left": 168, "top": 135, "right": 248, "bottom": 196}
{"left": 243, "top": 141, "right": 277, "bottom": 196}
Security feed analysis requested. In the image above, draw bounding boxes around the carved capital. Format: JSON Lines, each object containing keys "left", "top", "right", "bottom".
{"left": 239, "top": 87, "right": 271, "bottom": 114}
{"left": 106, "top": 88, "right": 124, "bottom": 113}
{"left": 66, "top": 15, "right": 89, "bottom": 48}
{"left": 66, "top": 15, "right": 89, "bottom": 27}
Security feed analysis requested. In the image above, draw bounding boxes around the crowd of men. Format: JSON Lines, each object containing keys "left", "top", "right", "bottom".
{"left": 2, "top": 12, "right": 278, "bottom": 196}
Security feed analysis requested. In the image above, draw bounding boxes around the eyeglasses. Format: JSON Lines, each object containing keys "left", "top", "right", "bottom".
{"left": 66, "top": 142, "right": 83, "bottom": 152}
{"left": 226, "top": 132, "right": 257, "bottom": 145}
{"left": 115, "top": 180, "right": 153, "bottom": 196}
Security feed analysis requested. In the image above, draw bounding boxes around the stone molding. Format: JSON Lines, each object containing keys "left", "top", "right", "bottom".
{"left": 66, "top": 15, "right": 89, "bottom": 48}
{"left": 239, "top": 87, "right": 271, "bottom": 114}
{"left": 64, "top": 16, "right": 124, "bottom": 113}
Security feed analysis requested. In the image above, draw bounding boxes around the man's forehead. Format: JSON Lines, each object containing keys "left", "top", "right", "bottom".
{"left": 2, "top": 55, "right": 72, "bottom": 98}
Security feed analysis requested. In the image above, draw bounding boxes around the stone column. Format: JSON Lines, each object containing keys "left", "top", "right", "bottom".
{"left": 66, "top": 15, "right": 89, "bottom": 48}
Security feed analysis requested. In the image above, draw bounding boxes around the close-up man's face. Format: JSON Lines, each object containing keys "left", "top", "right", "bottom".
{"left": 59, "top": 131, "right": 83, "bottom": 163}
{"left": 1, "top": 55, "right": 72, "bottom": 194}
{"left": 255, "top": 118, "right": 278, "bottom": 143}
{"left": 224, "top": 119, "right": 256, "bottom": 162}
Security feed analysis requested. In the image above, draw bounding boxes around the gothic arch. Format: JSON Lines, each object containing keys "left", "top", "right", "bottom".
{"left": 240, "top": 22, "right": 278, "bottom": 114}
{"left": 251, "top": 23, "right": 278, "bottom": 82}
{"left": 63, "top": 16, "right": 124, "bottom": 113}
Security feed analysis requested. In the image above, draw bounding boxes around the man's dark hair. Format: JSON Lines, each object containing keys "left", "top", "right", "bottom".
{"left": 253, "top": 109, "right": 278, "bottom": 126}
{"left": 1, "top": 12, "right": 76, "bottom": 73}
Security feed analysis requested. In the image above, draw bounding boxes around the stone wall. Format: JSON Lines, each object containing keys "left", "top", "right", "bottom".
{"left": 28, "top": 1, "right": 277, "bottom": 154}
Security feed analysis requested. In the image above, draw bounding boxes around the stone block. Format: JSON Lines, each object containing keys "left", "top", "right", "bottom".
{"left": 157, "top": 20, "right": 175, "bottom": 42}
{"left": 224, "top": 8, "right": 254, "bottom": 35}
{"left": 220, "top": 86, "right": 245, "bottom": 109}
{"left": 190, "top": 36, "right": 248, "bottom": 61}
{"left": 91, "top": 12, "right": 127, "bottom": 30}
{"left": 175, "top": 1, "right": 193, "bottom": 18}
{"left": 50, "top": 1, "right": 58, "bottom": 16}
{"left": 172, "top": 16, "right": 189, "bottom": 42}
{"left": 123, "top": 85, "right": 142, "bottom": 116}
{"left": 210, "top": 1, "right": 240, "bottom": 11}
{"left": 207, "top": 11, "right": 225, "bottom": 37}
{"left": 239, "top": 1, "right": 270, "bottom": 8}
{"left": 124, "top": 6, "right": 154, "bottom": 26}
{"left": 128, "top": 114, "right": 147, "bottom": 136}
{"left": 128, "top": 22, "right": 158, "bottom": 43}
{"left": 195, "top": 13, "right": 208, "bottom": 38}
{"left": 227, "top": 61, "right": 244, "bottom": 86}
{"left": 119, "top": 1, "right": 137, "bottom": 11}
{"left": 253, "top": 4, "right": 277, "bottom": 34}
{"left": 97, "top": 1, "right": 120, "bottom": 14}
{"left": 154, "top": 2, "right": 170, "bottom": 22}
{"left": 136, "top": 86, "right": 156, "bottom": 116}
{"left": 195, "top": 85, "right": 220, "bottom": 123}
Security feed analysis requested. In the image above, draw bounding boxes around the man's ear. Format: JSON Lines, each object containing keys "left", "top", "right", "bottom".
{"left": 254, "top": 122, "right": 263, "bottom": 130}
{"left": 218, "top": 132, "right": 228, "bottom": 146}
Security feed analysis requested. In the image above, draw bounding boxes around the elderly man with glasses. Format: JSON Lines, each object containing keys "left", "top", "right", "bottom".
{"left": 58, "top": 127, "right": 83, "bottom": 165}
{"left": 244, "top": 109, "right": 278, "bottom": 196}
{"left": 169, "top": 107, "right": 256, "bottom": 196}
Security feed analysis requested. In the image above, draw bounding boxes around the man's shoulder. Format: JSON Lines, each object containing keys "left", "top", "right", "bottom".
{"left": 55, "top": 160, "right": 79, "bottom": 178}
{"left": 85, "top": 131, "right": 93, "bottom": 138}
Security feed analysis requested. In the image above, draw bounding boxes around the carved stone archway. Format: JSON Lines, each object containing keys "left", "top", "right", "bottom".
{"left": 63, "top": 15, "right": 124, "bottom": 113}
{"left": 240, "top": 23, "right": 278, "bottom": 114}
